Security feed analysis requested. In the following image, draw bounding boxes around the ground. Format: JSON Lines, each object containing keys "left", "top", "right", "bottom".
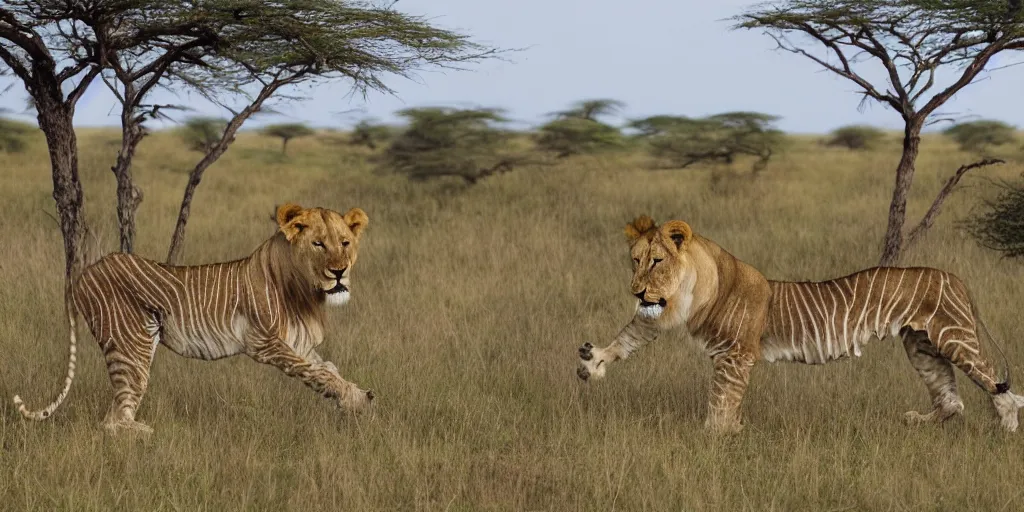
{"left": 1, "top": 128, "right": 1023, "bottom": 510}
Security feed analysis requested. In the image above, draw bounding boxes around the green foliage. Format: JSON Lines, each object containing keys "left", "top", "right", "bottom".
{"left": 550, "top": 99, "right": 625, "bottom": 122}
{"left": 963, "top": 178, "right": 1024, "bottom": 258}
{"left": 180, "top": 117, "right": 228, "bottom": 153}
{"left": 350, "top": 119, "right": 397, "bottom": 150}
{"left": 535, "top": 117, "right": 625, "bottom": 158}
{"left": 261, "top": 123, "right": 315, "bottom": 154}
{"left": 631, "top": 111, "right": 785, "bottom": 172}
{"left": 825, "top": 125, "right": 886, "bottom": 150}
{"left": 943, "top": 120, "right": 1016, "bottom": 152}
{"left": 385, "top": 107, "right": 523, "bottom": 184}
{"left": 0, "top": 117, "right": 33, "bottom": 153}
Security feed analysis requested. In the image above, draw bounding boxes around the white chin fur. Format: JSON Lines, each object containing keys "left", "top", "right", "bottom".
{"left": 325, "top": 290, "right": 350, "bottom": 306}
{"left": 638, "top": 304, "right": 664, "bottom": 319}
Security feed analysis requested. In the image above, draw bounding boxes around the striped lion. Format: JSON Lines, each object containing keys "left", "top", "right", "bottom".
{"left": 576, "top": 215, "right": 1024, "bottom": 433}
{"left": 13, "top": 203, "right": 375, "bottom": 434}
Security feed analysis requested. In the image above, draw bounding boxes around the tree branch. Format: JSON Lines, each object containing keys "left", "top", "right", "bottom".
{"left": 904, "top": 158, "right": 1005, "bottom": 250}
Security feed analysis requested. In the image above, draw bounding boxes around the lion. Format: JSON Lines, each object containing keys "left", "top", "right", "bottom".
{"left": 577, "top": 215, "right": 1024, "bottom": 433}
{"left": 13, "top": 203, "right": 375, "bottom": 433}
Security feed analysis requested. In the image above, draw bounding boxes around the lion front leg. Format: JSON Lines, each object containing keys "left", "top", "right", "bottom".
{"left": 704, "top": 353, "right": 755, "bottom": 434}
{"left": 577, "top": 315, "right": 659, "bottom": 381}
{"left": 307, "top": 348, "right": 339, "bottom": 376}
{"left": 248, "top": 338, "right": 374, "bottom": 412}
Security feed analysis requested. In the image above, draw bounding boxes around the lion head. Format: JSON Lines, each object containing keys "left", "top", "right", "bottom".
{"left": 623, "top": 215, "right": 701, "bottom": 327}
{"left": 275, "top": 203, "right": 369, "bottom": 306}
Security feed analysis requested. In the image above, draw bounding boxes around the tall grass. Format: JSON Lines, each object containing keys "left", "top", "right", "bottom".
{"left": 1, "top": 128, "right": 1023, "bottom": 511}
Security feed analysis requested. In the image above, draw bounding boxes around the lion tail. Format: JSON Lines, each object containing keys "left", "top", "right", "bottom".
{"left": 13, "top": 292, "right": 79, "bottom": 421}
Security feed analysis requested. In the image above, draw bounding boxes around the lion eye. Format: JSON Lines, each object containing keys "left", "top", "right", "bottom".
{"left": 312, "top": 241, "right": 325, "bottom": 249}
{"left": 653, "top": 258, "right": 663, "bottom": 264}
{"left": 341, "top": 240, "right": 350, "bottom": 247}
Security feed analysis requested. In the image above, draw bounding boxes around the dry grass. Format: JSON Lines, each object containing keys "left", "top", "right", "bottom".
{"left": 1, "top": 128, "right": 1024, "bottom": 511}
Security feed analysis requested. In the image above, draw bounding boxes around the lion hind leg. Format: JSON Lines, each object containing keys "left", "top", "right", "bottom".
{"left": 902, "top": 330, "right": 964, "bottom": 426}
{"left": 100, "top": 312, "right": 160, "bottom": 435}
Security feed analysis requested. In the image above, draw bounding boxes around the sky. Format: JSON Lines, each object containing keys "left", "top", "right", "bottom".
{"left": 2, "top": 0, "right": 1023, "bottom": 134}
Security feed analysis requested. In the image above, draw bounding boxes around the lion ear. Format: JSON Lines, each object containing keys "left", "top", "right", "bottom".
{"left": 276, "top": 203, "right": 306, "bottom": 240}
{"left": 624, "top": 214, "right": 656, "bottom": 244}
{"left": 343, "top": 207, "right": 369, "bottom": 239}
{"left": 661, "top": 220, "right": 693, "bottom": 250}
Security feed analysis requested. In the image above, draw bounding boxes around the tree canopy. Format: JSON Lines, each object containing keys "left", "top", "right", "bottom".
{"left": 733, "top": 0, "right": 1024, "bottom": 265}
{"left": 631, "top": 111, "right": 784, "bottom": 172}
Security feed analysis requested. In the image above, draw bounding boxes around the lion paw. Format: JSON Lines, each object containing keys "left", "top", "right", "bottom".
{"left": 576, "top": 343, "right": 607, "bottom": 381}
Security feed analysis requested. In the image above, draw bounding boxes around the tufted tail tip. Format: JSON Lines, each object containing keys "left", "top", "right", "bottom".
{"left": 12, "top": 395, "right": 29, "bottom": 418}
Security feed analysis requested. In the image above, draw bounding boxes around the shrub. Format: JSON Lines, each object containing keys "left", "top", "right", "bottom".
{"left": 824, "top": 125, "right": 886, "bottom": 150}
{"left": 943, "top": 120, "right": 1016, "bottom": 152}
{"left": 0, "top": 117, "right": 33, "bottom": 153}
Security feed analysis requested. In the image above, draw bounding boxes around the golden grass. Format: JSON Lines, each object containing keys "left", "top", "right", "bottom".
{"left": 2, "top": 128, "right": 1024, "bottom": 511}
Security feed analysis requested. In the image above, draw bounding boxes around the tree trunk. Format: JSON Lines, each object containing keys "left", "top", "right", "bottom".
{"left": 111, "top": 120, "right": 146, "bottom": 253}
{"left": 166, "top": 76, "right": 294, "bottom": 264}
{"left": 167, "top": 134, "right": 239, "bottom": 264}
{"left": 878, "top": 117, "right": 925, "bottom": 266}
{"left": 36, "top": 100, "right": 88, "bottom": 282}
{"left": 166, "top": 144, "right": 232, "bottom": 265}
{"left": 282, "top": 138, "right": 289, "bottom": 155}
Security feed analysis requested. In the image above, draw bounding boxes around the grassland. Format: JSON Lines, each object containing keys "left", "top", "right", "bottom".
{"left": 2, "top": 128, "right": 1024, "bottom": 511}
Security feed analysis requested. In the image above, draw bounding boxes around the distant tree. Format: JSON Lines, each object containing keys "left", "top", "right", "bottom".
{"left": 180, "top": 117, "right": 228, "bottom": 153}
{"left": 535, "top": 117, "right": 625, "bottom": 158}
{"left": 349, "top": 119, "right": 395, "bottom": 150}
{"left": 734, "top": 0, "right": 1024, "bottom": 265}
{"left": 943, "top": 120, "right": 1016, "bottom": 152}
{"left": 0, "top": 117, "right": 32, "bottom": 153}
{"left": 551, "top": 98, "right": 625, "bottom": 122}
{"left": 631, "top": 112, "right": 785, "bottom": 173}
{"left": 535, "top": 98, "right": 627, "bottom": 157}
{"left": 262, "top": 123, "right": 315, "bottom": 155}
{"left": 825, "top": 125, "right": 887, "bottom": 150}
{"left": 385, "top": 107, "right": 527, "bottom": 184}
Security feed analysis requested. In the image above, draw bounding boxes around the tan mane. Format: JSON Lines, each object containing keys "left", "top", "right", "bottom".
{"left": 259, "top": 231, "right": 325, "bottom": 325}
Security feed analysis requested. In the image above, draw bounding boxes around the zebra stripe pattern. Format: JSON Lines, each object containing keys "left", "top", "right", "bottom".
{"left": 14, "top": 204, "right": 374, "bottom": 433}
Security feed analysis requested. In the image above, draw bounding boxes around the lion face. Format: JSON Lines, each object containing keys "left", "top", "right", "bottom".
{"left": 624, "top": 215, "right": 696, "bottom": 325}
{"left": 275, "top": 203, "right": 369, "bottom": 306}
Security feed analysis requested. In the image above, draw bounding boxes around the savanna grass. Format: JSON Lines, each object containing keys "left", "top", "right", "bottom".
{"left": 1, "top": 128, "right": 1023, "bottom": 511}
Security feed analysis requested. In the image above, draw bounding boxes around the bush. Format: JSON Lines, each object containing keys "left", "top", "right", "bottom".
{"left": 824, "top": 125, "right": 886, "bottom": 150}
{"left": 261, "top": 123, "right": 315, "bottom": 155}
{"left": 0, "top": 117, "right": 34, "bottom": 153}
{"left": 384, "top": 107, "right": 526, "bottom": 184}
{"left": 179, "top": 117, "right": 227, "bottom": 153}
{"left": 943, "top": 120, "right": 1016, "bottom": 152}
{"left": 631, "top": 111, "right": 785, "bottom": 172}
{"left": 962, "top": 178, "right": 1024, "bottom": 258}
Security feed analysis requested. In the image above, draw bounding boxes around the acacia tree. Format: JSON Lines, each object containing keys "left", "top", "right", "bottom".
{"left": 3, "top": 1, "right": 502, "bottom": 267}
{"left": 631, "top": 112, "right": 785, "bottom": 173}
{"left": 262, "top": 123, "right": 314, "bottom": 155}
{"left": 735, "top": 0, "right": 1024, "bottom": 265}
{"left": 0, "top": 1, "right": 104, "bottom": 284}
{"left": 385, "top": 106, "right": 530, "bottom": 184}
{"left": 536, "top": 98, "right": 626, "bottom": 157}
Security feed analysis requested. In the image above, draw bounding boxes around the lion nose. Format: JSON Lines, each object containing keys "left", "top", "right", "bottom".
{"left": 329, "top": 267, "right": 347, "bottom": 279}
{"left": 634, "top": 289, "right": 647, "bottom": 301}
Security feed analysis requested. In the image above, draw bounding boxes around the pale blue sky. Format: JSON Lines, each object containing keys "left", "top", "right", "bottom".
{"left": 2, "top": 0, "right": 1023, "bottom": 133}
